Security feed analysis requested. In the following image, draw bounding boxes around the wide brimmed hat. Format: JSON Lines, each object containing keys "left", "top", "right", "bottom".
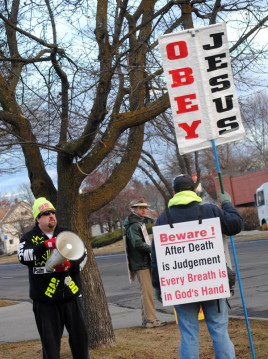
{"left": 130, "top": 198, "right": 149, "bottom": 208}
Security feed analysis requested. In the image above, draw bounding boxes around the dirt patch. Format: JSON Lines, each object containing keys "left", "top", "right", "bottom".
{"left": 0, "top": 300, "right": 19, "bottom": 308}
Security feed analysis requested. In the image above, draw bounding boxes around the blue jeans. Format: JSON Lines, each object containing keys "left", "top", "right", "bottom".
{"left": 174, "top": 299, "right": 235, "bottom": 359}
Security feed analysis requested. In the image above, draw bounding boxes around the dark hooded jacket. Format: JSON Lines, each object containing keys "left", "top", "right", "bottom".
{"left": 123, "top": 212, "right": 151, "bottom": 271}
{"left": 151, "top": 191, "right": 243, "bottom": 289}
{"left": 18, "top": 224, "right": 87, "bottom": 302}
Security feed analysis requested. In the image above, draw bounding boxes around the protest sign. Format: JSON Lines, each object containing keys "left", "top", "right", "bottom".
{"left": 158, "top": 22, "right": 245, "bottom": 154}
{"left": 153, "top": 217, "right": 230, "bottom": 306}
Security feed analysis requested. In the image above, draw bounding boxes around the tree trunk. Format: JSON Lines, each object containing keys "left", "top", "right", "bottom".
{"left": 81, "top": 243, "right": 116, "bottom": 348}
{"left": 57, "top": 155, "right": 116, "bottom": 349}
{"left": 76, "top": 204, "right": 116, "bottom": 348}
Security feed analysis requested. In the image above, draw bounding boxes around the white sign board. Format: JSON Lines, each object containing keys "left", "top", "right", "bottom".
{"left": 153, "top": 217, "right": 230, "bottom": 306}
{"left": 158, "top": 22, "right": 245, "bottom": 155}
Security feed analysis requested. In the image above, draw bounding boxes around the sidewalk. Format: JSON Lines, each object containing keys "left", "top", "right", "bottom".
{"left": 233, "top": 229, "right": 268, "bottom": 241}
{"left": 0, "top": 301, "right": 175, "bottom": 343}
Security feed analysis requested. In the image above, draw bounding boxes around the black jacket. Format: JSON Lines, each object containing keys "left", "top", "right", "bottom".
{"left": 151, "top": 201, "right": 243, "bottom": 289}
{"left": 18, "top": 224, "right": 87, "bottom": 302}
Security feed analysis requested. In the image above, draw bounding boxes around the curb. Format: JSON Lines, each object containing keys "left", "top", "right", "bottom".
{"left": 229, "top": 315, "right": 268, "bottom": 321}
{"left": 233, "top": 232, "right": 268, "bottom": 242}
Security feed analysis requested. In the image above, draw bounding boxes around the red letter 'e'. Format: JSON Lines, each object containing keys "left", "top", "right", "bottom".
{"left": 174, "top": 94, "right": 198, "bottom": 114}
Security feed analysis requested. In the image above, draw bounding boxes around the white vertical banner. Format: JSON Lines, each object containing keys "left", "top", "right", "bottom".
{"left": 152, "top": 217, "right": 230, "bottom": 306}
{"left": 158, "top": 22, "right": 245, "bottom": 155}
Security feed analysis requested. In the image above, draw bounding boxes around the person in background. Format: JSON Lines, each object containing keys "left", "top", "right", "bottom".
{"left": 18, "top": 197, "right": 89, "bottom": 359}
{"left": 123, "top": 197, "right": 167, "bottom": 329}
{"left": 151, "top": 174, "right": 243, "bottom": 358}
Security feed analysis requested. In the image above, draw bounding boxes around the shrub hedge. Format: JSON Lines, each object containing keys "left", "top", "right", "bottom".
{"left": 90, "top": 208, "right": 263, "bottom": 248}
{"left": 238, "top": 207, "right": 260, "bottom": 231}
{"left": 90, "top": 223, "right": 154, "bottom": 248}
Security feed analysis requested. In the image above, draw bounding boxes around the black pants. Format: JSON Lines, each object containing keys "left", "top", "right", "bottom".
{"left": 33, "top": 297, "right": 89, "bottom": 359}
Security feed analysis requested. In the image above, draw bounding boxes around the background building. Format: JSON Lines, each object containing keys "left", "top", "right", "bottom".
{"left": 0, "top": 201, "right": 33, "bottom": 255}
{"left": 214, "top": 166, "right": 268, "bottom": 207}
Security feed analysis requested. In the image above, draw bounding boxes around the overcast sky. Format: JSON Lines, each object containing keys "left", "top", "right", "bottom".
{"left": 0, "top": 169, "right": 57, "bottom": 199}
{"left": 0, "top": 171, "right": 29, "bottom": 198}
{"left": 1, "top": 17, "right": 267, "bottom": 199}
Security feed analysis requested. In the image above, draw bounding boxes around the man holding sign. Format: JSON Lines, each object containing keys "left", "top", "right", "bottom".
{"left": 151, "top": 174, "right": 243, "bottom": 358}
{"left": 123, "top": 198, "right": 167, "bottom": 329}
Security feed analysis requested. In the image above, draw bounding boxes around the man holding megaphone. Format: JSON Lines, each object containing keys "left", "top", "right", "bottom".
{"left": 18, "top": 197, "right": 89, "bottom": 359}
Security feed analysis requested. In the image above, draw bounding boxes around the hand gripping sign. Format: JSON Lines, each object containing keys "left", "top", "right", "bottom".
{"left": 158, "top": 22, "right": 245, "bottom": 155}
{"left": 152, "top": 217, "right": 230, "bottom": 306}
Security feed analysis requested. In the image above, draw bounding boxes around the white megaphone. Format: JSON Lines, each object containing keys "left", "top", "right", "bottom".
{"left": 45, "top": 231, "right": 85, "bottom": 272}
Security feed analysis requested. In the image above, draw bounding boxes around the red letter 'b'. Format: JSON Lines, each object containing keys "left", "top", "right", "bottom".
{"left": 169, "top": 68, "right": 194, "bottom": 87}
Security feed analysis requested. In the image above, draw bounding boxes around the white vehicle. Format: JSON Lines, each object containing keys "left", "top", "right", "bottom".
{"left": 255, "top": 182, "right": 268, "bottom": 230}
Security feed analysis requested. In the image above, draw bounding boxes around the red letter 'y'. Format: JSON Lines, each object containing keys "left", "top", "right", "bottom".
{"left": 179, "top": 120, "right": 201, "bottom": 139}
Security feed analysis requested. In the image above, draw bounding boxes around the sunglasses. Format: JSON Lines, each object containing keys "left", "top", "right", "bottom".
{"left": 38, "top": 210, "right": 56, "bottom": 218}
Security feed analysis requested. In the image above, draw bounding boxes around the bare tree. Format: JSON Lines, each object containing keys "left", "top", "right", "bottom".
{"left": 18, "top": 182, "right": 35, "bottom": 206}
{"left": 198, "top": 91, "right": 268, "bottom": 176}
{"left": 0, "top": 0, "right": 267, "bottom": 348}
{"left": 84, "top": 178, "right": 138, "bottom": 233}
{"left": 240, "top": 91, "right": 268, "bottom": 167}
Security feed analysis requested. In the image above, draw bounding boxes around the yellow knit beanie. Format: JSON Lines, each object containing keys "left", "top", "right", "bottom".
{"left": 32, "top": 197, "right": 56, "bottom": 220}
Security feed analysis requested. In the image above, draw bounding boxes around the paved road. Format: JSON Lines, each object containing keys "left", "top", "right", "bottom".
{"left": 0, "top": 238, "right": 267, "bottom": 343}
{"left": 97, "top": 239, "right": 268, "bottom": 319}
{"left": 227, "top": 239, "right": 268, "bottom": 319}
{"left": 1, "top": 239, "right": 268, "bottom": 318}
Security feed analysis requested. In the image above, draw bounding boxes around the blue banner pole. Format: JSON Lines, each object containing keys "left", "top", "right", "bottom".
{"left": 211, "top": 139, "right": 256, "bottom": 359}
